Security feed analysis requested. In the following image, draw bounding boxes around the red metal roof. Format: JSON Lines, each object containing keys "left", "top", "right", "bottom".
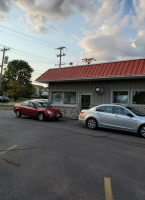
{"left": 36, "top": 59, "right": 145, "bottom": 82}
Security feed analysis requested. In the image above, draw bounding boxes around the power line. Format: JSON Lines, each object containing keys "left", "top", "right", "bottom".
{"left": 9, "top": 49, "right": 57, "bottom": 64}
{"left": 0, "top": 29, "right": 56, "bottom": 49}
{"left": 0, "top": 43, "right": 81, "bottom": 71}
{"left": 67, "top": 49, "right": 80, "bottom": 57}
{"left": 0, "top": 44, "right": 57, "bottom": 63}
{"left": 0, "top": 24, "right": 58, "bottom": 48}
{"left": 0, "top": 25, "right": 82, "bottom": 59}
{"left": 9, "top": 52, "right": 57, "bottom": 65}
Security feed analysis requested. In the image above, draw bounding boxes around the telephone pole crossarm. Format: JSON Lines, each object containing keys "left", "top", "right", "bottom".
{"left": 56, "top": 46, "right": 66, "bottom": 68}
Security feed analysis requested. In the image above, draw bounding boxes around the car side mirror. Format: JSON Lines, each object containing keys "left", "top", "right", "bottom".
{"left": 127, "top": 113, "right": 134, "bottom": 118}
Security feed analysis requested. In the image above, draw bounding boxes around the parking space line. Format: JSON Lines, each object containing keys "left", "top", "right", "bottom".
{"left": 0, "top": 145, "right": 17, "bottom": 156}
{"left": 104, "top": 177, "right": 113, "bottom": 200}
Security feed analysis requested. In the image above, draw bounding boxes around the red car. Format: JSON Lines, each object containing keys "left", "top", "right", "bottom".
{"left": 13, "top": 100, "right": 62, "bottom": 121}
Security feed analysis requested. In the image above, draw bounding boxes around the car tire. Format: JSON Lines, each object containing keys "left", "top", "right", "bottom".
{"left": 139, "top": 125, "right": 145, "bottom": 138}
{"left": 16, "top": 110, "right": 21, "bottom": 118}
{"left": 86, "top": 117, "right": 98, "bottom": 130}
{"left": 38, "top": 112, "right": 44, "bottom": 121}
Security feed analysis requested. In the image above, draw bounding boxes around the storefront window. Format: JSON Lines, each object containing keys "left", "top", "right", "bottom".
{"left": 64, "top": 92, "right": 76, "bottom": 104}
{"left": 52, "top": 92, "right": 63, "bottom": 104}
{"left": 113, "top": 91, "right": 128, "bottom": 104}
{"left": 52, "top": 92, "right": 76, "bottom": 105}
{"left": 132, "top": 91, "right": 145, "bottom": 105}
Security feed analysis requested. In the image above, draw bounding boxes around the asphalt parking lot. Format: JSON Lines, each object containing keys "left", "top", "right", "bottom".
{"left": 0, "top": 110, "right": 145, "bottom": 200}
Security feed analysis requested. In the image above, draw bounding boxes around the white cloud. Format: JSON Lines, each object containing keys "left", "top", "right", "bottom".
{"left": 134, "top": 31, "right": 145, "bottom": 50}
{"left": 79, "top": 27, "right": 141, "bottom": 63}
{"left": 132, "top": 0, "right": 145, "bottom": 30}
{"left": 0, "top": 0, "right": 90, "bottom": 33}
{"left": 12, "top": 0, "right": 88, "bottom": 33}
{"left": 79, "top": 0, "right": 145, "bottom": 63}
{"left": 83, "top": 0, "right": 125, "bottom": 27}
{"left": 1, "top": 0, "right": 145, "bottom": 62}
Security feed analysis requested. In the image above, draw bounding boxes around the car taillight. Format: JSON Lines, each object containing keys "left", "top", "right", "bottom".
{"left": 80, "top": 111, "right": 85, "bottom": 114}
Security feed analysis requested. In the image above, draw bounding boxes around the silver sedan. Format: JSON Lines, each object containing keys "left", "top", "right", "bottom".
{"left": 79, "top": 104, "right": 145, "bottom": 138}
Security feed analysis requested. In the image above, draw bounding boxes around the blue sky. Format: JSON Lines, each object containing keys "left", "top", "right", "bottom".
{"left": 0, "top": 0, "right": 145, "bottom": 85}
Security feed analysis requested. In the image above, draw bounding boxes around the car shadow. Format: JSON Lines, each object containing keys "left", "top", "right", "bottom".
{"left": 16, "top": 115, "right": 66, "bottom": 123}
{"left": 99, "top": 127, "right": 140, "bottom": 138}
{"left": 15, "top": 116, "right": 144, "bottom": 140}
{"left": 77, "top": 122, "right": 141, "bottom": 139}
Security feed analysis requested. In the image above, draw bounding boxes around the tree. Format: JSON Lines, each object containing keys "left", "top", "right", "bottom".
{"left": 2, "top": 60, "right": 34, "bottom": 99}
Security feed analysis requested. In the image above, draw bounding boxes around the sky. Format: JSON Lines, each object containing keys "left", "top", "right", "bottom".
{"left": 0, "top": 0, "right": 145, "bottom": 86}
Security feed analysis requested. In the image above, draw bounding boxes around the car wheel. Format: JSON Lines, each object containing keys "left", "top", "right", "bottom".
{"left": 16, "top": 110, "right": 21, "bottom": 118}
{"left": 139, "top": 125, "right": 145, "bottom": 138}
{"left": 86, "top": 118, "right": 98, "bottom": 130}
{"left": 38, "top": 112, "right": 44, "bottom": 121}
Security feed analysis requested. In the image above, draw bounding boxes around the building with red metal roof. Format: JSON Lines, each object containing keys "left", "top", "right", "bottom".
{"left": 37, "top": 59, "right": 145, "bottom": 82}
{"left": 36, "top": 59, "right": 145, "bottom": 119}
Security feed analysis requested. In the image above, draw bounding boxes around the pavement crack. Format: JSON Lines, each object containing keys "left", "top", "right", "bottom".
{"left": 1, "top": 158, "right": 21, "bottom": 167}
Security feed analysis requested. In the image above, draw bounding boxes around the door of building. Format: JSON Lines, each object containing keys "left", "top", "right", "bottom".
{"left": 81, "top": 94, "right": 91, "bottom": 110}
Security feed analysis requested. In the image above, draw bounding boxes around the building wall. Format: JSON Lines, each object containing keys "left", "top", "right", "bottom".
{"left": 48, "top": 78, "right": 145, "bottom": 119}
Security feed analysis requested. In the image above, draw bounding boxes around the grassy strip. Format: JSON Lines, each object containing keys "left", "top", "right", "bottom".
{"left": 0, "top": 105, "right": 14, "bottom": 107}
{"left": 9, "top": 98, "right": 30, "bottom": 102}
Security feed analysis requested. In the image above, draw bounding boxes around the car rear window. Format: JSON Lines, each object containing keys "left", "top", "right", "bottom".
{"left": 37, "top": 102, "right": 52, "bottom": 108}
{"left": 126, "top": 106, "right": 145, "bottom": 116}
{"left": 21, "top": 101, "right": 29, "bottom": 107}
{"left": 96, "top": 106, "right": 113, "bottom": 113}
{"left": 113, "top": 106, "right": 130, "bottom": 116}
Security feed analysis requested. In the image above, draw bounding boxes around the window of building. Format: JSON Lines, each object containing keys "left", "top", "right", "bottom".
{"left": 112, "top": 91, "right": 128, "bottom": 104}
{"left": 52, "top": 92, "right": 76, "bottom": 105}
{"left": 132, "top": 91, "right": 145, "bottom": 105}
{"left": 64, "top": 92, "right": 76, "bottom": 104}
{"left": 52, "top": 92, "right": 63, "bottom": 104}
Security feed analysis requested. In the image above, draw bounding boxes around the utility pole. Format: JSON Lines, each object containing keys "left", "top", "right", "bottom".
{"left": 82, "top": 58, "right": 96, "bottom": 65}
{"left": 56, "top": 46, "right": 66, "bottom": 68}
{"left": 0, "top": 47, "right": 10, "bottom": 94}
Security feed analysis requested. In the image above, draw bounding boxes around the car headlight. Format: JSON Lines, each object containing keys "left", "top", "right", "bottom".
{"left": 47, "top": 110, "right": 52, "bottom": 114}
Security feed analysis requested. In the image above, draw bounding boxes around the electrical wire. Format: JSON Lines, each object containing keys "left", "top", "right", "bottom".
{"left": 0, "top": 43, "right": 57, "bottom": 63}
{"left": 9, "top": 50, "right": 57, "bottom": 64}
{"left": 0, "top": 29, "right": 56, "bottom": 49}
{"left": 0, "top": 24, "right": 58, "bottom": 48}
{"left": 0, "top": 25, "right": 81, "bottom": 58}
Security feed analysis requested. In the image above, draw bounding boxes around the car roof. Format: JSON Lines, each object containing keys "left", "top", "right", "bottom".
{"left": 96, "top": 104, "right": 127, "bottom": 108}
{"left": 31, "top": 99, "right": 48, "bottom": 101}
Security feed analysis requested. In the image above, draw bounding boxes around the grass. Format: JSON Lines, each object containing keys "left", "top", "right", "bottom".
{"left": 10, "top": 97, "right": 30, "bottom": 102}
{"left": 0, "top": 105, "right": 14, "bottom": 107}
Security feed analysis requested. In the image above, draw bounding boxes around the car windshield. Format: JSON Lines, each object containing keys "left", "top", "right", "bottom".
{"left": 126, "top": 106, "right": 145, "bottom": 116}
{"left": 36, "top": 102, "right": 52, "bottom": 108}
